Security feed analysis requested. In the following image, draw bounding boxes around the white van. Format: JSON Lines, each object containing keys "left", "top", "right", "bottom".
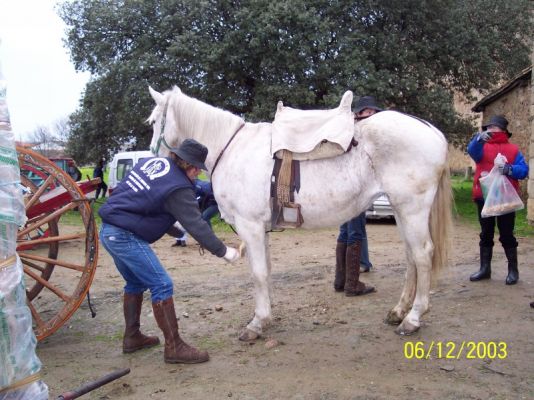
{"left": 108, "top": 150, "right": 153, "bottom": 194}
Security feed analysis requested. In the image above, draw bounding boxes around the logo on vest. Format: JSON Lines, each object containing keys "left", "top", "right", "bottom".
{"left": 140, "top": 158, "right": 171, "bottom": 180}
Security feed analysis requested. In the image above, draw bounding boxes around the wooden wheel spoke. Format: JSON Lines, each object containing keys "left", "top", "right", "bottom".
{"left": 20, "top": 258, "right": 46, "bottom": 272}
{"left": 19, "top": 252, "right": 85, "bottom": 272}
{"left": 23, "top": 266, "right": 71, "bottom": 302}
{"left": 18, "top": 202, "right": 77, "bottom": 237}
{"left": 25, "top": 175, "right": 55, "bottom": 210}
{"left": 18, "top": 232, "right": 86, "bottom": 247}
{"left": 27, "top": 300, "right": 46, "bottom": 331}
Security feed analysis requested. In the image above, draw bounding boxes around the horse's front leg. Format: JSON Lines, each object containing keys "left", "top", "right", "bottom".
{"left": 234, "top": 217, "right": 272, "bottom": 341}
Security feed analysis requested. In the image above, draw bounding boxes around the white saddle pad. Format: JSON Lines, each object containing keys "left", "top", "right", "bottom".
{"left": 271, "top": 91, "right": 355, "bottom": 156}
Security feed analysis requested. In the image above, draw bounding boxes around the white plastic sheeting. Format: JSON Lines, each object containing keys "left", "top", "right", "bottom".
{"left": 0, "top": 43, "right": 48, "bottom": 400}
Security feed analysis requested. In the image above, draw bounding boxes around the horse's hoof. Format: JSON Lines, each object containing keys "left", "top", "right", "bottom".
{"left": 384, "top": 310, "right": 403, "bottom": 325}
{"left": 395, "top": 321, "right": 419, "bottom": 336}
{"left": 239, "top": 328, "right": 260, "bottom": 342}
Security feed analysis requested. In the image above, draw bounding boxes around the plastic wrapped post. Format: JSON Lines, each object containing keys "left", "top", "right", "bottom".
{"left": 0, "top": 41, "right": 49, "bottom": 400}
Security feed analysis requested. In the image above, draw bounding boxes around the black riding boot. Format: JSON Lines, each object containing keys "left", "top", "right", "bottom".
{"left": 470, "top": 246, "right": 492, "bottom": 281}
{"left": 504, "top": 247, "right": 518, "bottom": 285}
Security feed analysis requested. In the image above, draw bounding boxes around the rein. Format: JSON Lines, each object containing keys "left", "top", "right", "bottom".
{"left": 150, "top": 99, "right": 172, "bottom": 155}
{"left": 210, "top": 122, "right": 245, "bottom": 177}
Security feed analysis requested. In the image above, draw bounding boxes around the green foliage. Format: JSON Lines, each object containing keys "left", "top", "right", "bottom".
{"left": 58, "top": 0, "right": 533, "bottom": 163}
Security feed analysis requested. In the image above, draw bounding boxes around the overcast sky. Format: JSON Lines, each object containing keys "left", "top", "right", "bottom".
{"left": 0, "top": 0, "right": 90, "bottom": 141}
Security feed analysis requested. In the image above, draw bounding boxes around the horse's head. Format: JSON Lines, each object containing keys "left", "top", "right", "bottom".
{"left": 147, "top": 86, "right": 183, "bottom": 157}
{"left": 147, "top": 85, "right": 245, "bottom": 169}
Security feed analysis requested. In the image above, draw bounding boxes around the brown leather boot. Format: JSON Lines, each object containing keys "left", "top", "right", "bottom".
{"left": 334, "top": 242, "right": 347, "bottom": 292}
{"left": 123, "top": 293, "right": 160, "bottom": 353}
{"left": 345, "top": 241, "right": 375, "bottom": 296}
{"left": 152, "top": 298, "right": 209, "bottom": 364}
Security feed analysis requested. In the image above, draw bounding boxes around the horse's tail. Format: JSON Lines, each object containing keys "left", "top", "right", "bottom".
{"left": 429, "top": 161, "right": 453, "bottom": 277}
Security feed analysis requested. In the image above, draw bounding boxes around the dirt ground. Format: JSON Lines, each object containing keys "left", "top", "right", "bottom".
{"left": 37, "top": 219, "right": 534, "bottom": 399}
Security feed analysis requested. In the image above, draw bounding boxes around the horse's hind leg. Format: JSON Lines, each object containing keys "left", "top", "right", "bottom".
{"left": 385, "top": 259, "right": 416, "bottom": 325}
{"left": 390, "top": 211, "right": 433, "bottom": 335}
{"left": 234, "top": 217, "right": 272, "bottom": 341}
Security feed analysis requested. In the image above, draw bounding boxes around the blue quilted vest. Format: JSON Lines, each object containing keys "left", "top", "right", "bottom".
{"left": 99, "top": 157, "right": 192, "bottom": 243}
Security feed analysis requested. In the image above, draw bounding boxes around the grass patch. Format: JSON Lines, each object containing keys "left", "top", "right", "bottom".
{"left": 93, "top": 332, "right": 123, "bottom": 342}
{"left": 451, "top": 176, "right": 534, "bottom": 238}
{"left": 195, "top": 336, "right": 227, "bottom": 350}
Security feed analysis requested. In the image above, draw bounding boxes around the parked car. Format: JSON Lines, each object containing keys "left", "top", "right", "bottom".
{"left": 366, "top": 194, "right": 395, "bottom": 220}
{"left": 108, "top": 150, "right": 153, "bottom": 194}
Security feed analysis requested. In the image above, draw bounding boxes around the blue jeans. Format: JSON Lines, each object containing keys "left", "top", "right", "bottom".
{"left": 99, "top": 223, "right": 173, "bottom": 302}
{"left": 338, "top": 212, "right": 372, "bottom": 269}
{"left": 202, "top": 205, "right": 219, "bottom": 228}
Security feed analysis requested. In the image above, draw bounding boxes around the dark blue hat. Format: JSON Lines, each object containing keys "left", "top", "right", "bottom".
{"left": 171, "top": 138, "right": 208, "bottom": 170}
{"left": 482, "top": 115, "right": 509, "bottom": 132}
{"left": 354, "top": 96, "right": 382, "bottom": 114}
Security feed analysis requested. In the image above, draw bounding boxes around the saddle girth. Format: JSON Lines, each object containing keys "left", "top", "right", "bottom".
{"left": 270, "top": 150, "right": 303, "bottom": 229}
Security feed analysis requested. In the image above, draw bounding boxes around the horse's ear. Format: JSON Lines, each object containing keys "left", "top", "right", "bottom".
{"left": 149, "top": 86, "right": 164, "bottom": 105}
{"left": 277, "top": 101, "right": 284, "bottom": 113}
{"left": 339, "top": 91, "right": 353, "bottom": 111}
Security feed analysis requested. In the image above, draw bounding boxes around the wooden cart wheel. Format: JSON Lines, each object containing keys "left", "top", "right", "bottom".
{"left": 18, "top": 173, "right": 60, "bottom": 301}
{"left": 16, "top": 146, "right": 99, "bottom": 341}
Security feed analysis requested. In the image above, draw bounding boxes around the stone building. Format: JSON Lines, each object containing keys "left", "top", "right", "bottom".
{"left": 471, "top": 65, "right": 533, "bottom": 225}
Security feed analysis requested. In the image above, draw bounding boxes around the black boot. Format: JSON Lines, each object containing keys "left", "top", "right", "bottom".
{"left": 504, "top": 247, "right": 518, "bottom": 285}
{"left": 334, "top": 242, "right": 347, "bottom": 292}
{"left": 470, "top": 246, "right": 492, "bottom": 281}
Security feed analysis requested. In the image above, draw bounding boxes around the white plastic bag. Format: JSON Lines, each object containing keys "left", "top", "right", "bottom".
{"left": 481, "top": 154, "right": 524, "bottom": 217}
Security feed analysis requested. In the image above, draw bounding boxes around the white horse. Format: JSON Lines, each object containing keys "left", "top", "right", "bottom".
{"left": 148, "top": 86, "right": 452, "bottom": 339}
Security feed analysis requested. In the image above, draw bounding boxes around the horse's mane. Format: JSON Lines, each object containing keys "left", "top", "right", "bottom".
{"left": 148, "top": 87, "right": 244, "bottom": 140}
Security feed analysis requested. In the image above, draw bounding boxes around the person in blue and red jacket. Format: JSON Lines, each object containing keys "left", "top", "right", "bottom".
{"left": 99, "top": 139, "right": 240, "bottom": 364}
{"left": 467, "top": 115, "right": 529, "bottom": 285}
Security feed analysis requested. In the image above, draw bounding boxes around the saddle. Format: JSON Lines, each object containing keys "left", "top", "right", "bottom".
{"left": 270, "top": 91, "right": 357, "bottom": 229}
{"left": 271, "top": 90, "right": 355, "bottom": 161}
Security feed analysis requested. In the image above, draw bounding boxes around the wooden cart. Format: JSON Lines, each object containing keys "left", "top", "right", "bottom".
{"left": 16, "top": 147, "right": 100, "bottom": 341}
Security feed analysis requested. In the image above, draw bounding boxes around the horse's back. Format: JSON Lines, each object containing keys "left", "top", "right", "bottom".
{"left": 357, "top": 111, "right": 447, "bottom": 166}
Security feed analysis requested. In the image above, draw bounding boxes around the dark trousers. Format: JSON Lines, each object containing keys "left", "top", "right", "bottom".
{"left": 476, "top": 199, "right": 517, "bottom": 249}
{"left": 95, "top": 181, "right": 108, "bottom": 199}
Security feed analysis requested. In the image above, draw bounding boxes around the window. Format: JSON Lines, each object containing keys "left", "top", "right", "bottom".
{"left": 116, "top": 159, "right": 133, "bottom": 182}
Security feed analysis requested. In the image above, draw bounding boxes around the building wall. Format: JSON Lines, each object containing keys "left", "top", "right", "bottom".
{"left": 529, "top": 55, "right": 534, "bottom": 224}
{"left": 479, "top": 80, "right": 531, "bottom": 202}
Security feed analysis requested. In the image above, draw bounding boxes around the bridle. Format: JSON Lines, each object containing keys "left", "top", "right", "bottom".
{"left": 150, "top": 99, "right": 172, "bottom": 155}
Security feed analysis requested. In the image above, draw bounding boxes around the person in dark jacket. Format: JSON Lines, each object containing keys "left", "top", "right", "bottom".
{"left": 467, "top": 115, "right": 529, "bottom": 285}
{"left": 333, "top": 96, "right": 380, "bottom": 296}
{"left": 99, "top": 139, "right": 240, "bottom": 364}
{"left": 93, "top": 160, "right": 108, "bottom": 199}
